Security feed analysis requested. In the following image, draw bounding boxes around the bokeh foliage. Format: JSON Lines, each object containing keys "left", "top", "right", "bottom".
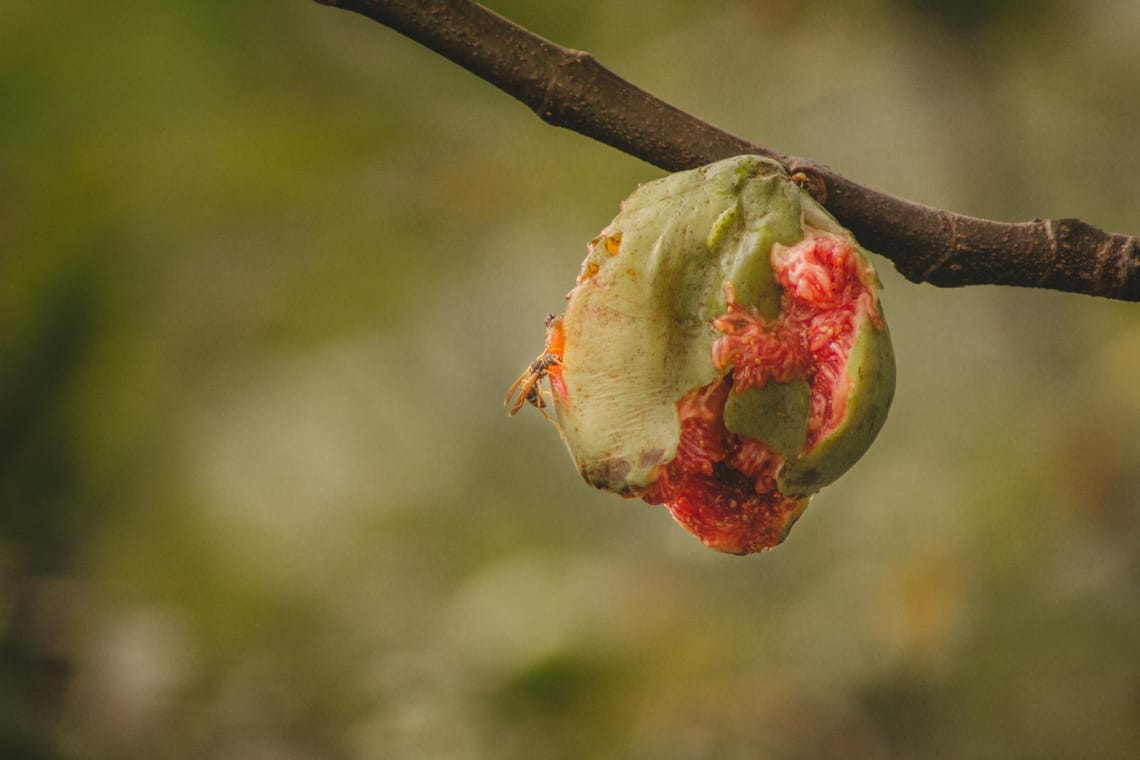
{"left": 2, "top": 0, "right": 1139, "bottom": 757}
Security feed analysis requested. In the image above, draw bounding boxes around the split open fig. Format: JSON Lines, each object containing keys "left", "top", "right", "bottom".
{"left": 511, "top": 155, "right": 895, "bottom": 554}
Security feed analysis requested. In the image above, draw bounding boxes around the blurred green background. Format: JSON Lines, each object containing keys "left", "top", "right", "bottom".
{"left": 3, "top": 0, "right": 1139, "bottom": 757}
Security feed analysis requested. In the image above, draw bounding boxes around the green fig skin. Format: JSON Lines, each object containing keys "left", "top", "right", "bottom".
{"left": 540, "top": 155, "right": 895, "bottom": 553}
{"left": 554, "top": 157, "right": 802, "bottom": 492}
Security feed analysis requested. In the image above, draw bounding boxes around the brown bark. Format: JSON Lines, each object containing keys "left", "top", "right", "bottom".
{"left": 315, "top": 0, "right": 1140, "bottom": 302}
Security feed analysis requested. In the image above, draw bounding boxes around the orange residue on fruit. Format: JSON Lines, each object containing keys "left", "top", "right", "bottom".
{"left": 543, "top": 314, "right": 568, "bottom": 404}
{"left": 578, "top": 260, "right": 600, "bottom": 284}
{"left": 604, "top": 231, "right": 622, "bottom": 256}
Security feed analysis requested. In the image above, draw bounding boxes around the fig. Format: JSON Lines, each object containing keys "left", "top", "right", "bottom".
{"left": 507, "top": 155, "right": 895, "bottom": 554}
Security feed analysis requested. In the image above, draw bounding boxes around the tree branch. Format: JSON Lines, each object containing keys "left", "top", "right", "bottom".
{"left": 315, "top": 0, "right": 1140, "bottom": 302}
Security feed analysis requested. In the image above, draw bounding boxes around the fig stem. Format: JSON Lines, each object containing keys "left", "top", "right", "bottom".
{"left": 313, "top": 0, "right": 1140, "bottom": 303}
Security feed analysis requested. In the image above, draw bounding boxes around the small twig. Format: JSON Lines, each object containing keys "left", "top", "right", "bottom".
{"left": 315, "top": 0, "right": 1140, "bottom": 302}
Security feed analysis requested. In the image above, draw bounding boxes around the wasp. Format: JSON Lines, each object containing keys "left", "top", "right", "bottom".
{"left": 504, "top": 352, "right": 562, "bottom": 417}
{"left": 504, "top": 314, "right": 566, "bottom": 420}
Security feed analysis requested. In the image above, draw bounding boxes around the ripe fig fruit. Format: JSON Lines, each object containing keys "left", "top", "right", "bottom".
{"left": 508, "top": 155, "right": 894, "bottom": 554}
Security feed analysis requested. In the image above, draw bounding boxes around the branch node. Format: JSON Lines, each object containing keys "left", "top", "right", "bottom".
{"left": 918, "top": 215, "right": 959, "bottom": 282}
{"left": 789, "top": 169, "right": 827, "bottom": 205}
